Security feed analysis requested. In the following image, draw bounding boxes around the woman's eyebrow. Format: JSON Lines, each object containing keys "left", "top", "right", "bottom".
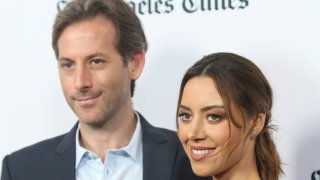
{"left": 201, "top": 105, "right": 224, "bottom": 113}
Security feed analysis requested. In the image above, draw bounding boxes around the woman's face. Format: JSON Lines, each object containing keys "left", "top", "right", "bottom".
{"left": 177, "top": 76, "right": 254, "bottom": 178}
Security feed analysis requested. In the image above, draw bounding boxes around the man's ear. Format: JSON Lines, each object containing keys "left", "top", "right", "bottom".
{"left": 128, "top": 49, "right": 145, "bottom": 80}
{"left": 250, "top": 113, "right": 266, "bottom": 139}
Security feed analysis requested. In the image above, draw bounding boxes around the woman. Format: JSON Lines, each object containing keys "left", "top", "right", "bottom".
{"left": 176, "top": 52, "right": 283, "bottom": 180}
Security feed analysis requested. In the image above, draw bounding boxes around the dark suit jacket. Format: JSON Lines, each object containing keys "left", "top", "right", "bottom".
{"left": 1, "top": 113, "right": 209, "bottom": 180}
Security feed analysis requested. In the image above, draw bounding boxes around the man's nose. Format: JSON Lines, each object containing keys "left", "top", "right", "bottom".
{"left": 75, "top": 66, "right": 92, "bottom": 91}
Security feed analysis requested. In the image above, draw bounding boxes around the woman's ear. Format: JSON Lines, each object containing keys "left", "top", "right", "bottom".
{"left": 250, "top": 113, "right": 266, "bottom": 139}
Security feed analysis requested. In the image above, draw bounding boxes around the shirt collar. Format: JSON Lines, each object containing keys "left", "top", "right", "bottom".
{"left": 75, "top": 111, "right": 143, "bottom": 168}
{"left": 122, "top": 111, "right": 143, "bottom": 164}
{"left": 75, "top": 125, "right": 88, "bottom": 169}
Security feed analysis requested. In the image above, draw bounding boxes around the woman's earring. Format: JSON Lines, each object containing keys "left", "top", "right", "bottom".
{"left": 250, "top": 131, "right": 258, "bottom": 139}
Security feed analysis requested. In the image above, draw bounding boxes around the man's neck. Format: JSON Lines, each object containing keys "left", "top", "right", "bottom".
{"left": 78, "top": 111, "right": 137, "bottom": 162}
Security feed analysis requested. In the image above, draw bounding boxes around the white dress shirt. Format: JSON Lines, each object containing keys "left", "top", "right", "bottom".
{"left": 75, "top": 112, "right": 143, "bottom": 180}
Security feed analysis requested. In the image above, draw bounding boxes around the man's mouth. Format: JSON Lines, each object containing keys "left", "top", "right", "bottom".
{"left": 73, "top": 93, "right": 102, "bottom": 108}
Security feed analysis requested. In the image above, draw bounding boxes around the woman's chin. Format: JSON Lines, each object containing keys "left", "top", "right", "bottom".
{"left": 191, "top": 165, "right": 212, "bottom": 177}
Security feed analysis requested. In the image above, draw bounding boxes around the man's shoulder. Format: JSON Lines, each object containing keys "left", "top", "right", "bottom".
{"left": 2, "top": 129, "right": 77, "bottom": 179}
{"left": 7, "top": 123, "right": 78, "bottom": 160}
{"left": 8, "top": 132, "right": 68, "bottom": 159}
{"left": 149, "top": 125, "right": 178, "bottom": 140}
{"left": 138, "top": 112, "right": 179, "bottom": 143}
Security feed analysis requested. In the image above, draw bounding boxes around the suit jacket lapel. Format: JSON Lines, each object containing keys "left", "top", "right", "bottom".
{"left": 40, "top": 115, "right": 180, "bottom": 180}
{"left": 44, "top": 123, "right": 77, "bottom": 180}
{"left": 139, "top": 113, "right": 179, "bottom": 180}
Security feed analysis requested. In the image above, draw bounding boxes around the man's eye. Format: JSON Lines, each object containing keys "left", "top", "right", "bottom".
{"left": 177, "top": 113, "right": 192, "bottom": 122}
{"left": 91, "top": 59, "right": 103, "bottom": 65}
{"left": 60, "top": 62, "right": 74, "bottom": 69}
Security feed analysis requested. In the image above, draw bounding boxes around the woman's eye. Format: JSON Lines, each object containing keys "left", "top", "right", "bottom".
{"left": 207, "top": 114, "right": 222, "bottom": 122}
{"left": 177, "top": 113, "right": 191, "bottom": 122}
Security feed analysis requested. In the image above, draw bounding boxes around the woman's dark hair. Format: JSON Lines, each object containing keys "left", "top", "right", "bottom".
{"left": 176, "top": 52, "right": 283, "bottom": 180}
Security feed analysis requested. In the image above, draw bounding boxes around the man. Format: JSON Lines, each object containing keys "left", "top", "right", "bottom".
{"left": 1, "top": 0, "right": 209, "bottom": 180}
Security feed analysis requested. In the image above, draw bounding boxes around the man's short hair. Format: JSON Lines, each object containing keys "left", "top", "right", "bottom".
{"left": 52, "top": 0, "right": 148, "bottom": 96}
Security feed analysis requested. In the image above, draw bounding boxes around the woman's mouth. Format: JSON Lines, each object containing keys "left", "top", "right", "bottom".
{"left": 190, "top": 146, "right": 216, "bottom": 161}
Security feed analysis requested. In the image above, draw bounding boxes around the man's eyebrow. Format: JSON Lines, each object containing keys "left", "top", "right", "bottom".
{"left": 86, "top": 52, "right": 108, "bottom": 60}
{"left": 58, "top": 57, "right": 73, "bottom": 62}
{"left": 58, "top": 52, "right": 108, "bottom": 62}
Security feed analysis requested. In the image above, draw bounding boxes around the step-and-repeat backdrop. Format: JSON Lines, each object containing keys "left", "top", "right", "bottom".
{"left": 0, "top": 0, "right": 319, "bottom": 179}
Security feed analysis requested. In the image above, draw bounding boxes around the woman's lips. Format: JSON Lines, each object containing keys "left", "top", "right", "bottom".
{"left": 190, "top": 146, "right": 216, "bottom": 161}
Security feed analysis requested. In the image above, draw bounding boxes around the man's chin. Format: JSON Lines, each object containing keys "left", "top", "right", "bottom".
{"left": 78, "top": 118, "right": 106, "bottom": 128}
{"left": 77, "top": 113, "right": 105, "bottom": 127}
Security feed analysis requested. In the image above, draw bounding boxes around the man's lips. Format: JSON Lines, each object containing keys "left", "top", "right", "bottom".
{"left": 190, "top": 146, "right": 216, "bottom": 161}
{"left": 72, "top": 93, "right": 102, "bottom": 107}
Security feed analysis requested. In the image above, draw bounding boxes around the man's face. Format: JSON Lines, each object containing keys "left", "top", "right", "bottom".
{"left": 57, "top": 15, "right": 139, "bottom": 127}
